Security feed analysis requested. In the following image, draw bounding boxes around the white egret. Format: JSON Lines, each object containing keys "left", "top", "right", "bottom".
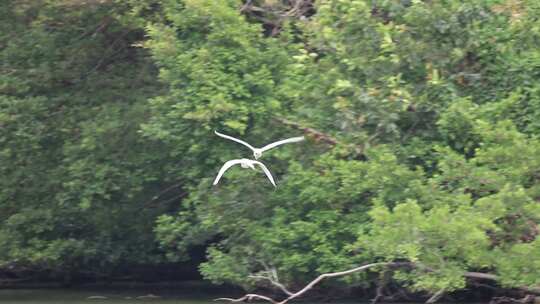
{"left": 215, "top": 130, "right": 304, "bottom": 159}
{"left": 213, "top": 158, "right": 276, "bottom": 187}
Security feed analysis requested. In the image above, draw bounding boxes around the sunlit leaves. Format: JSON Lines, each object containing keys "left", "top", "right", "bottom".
{"left": 145, "top": 0, "right": 540, "bottom": 295}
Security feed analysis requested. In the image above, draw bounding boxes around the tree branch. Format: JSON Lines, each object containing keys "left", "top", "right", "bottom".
{"left": 249, "top": 274, "right": 294, "bottom": 296}
{"left": 216, "top": 262, "right": 409, "bottom": 304}
{"left": 239, "top": 0, "right": 253, "bottom": 13}
{"left": 142, "top": 181, "right": 184, "bottom": 206}
{"left": 371, "top": 270, "right": 391, "bottom": 304}
{"left": 464, "top": 271, "right": 499, "bottom": 281}
{"left": 425, "top": 288, "right": 446, "bottom": 304}
{"left": 281, "top": 262, "right": 409, "bottom": 304}
{"left": 215, "top": 294, "right": 278, "bottom": 304}
{"left": 215, "top": 260, "right": 540, "bottom": 304}
{"left": 251, "top": 262, "right": 294, "bottom": 296}
{"left": 274, "top": 117, "right": 339, "bottom": 146}
{"left": 464, "top": 272, "right": 540, "bottom": 296}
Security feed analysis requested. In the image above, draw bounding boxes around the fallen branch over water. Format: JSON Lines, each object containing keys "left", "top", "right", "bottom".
{"left": 216, "top": 294, "right": 278, "bottom": 304}
{"left": 215, "top": 262, "right": 408, "bottom": 304}
{"left": 215, "top": 262, "right": 540, "bottom": 304}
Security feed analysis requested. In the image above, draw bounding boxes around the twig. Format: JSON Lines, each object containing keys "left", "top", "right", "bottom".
{"left": 239, "top": 0, "right": 254, "bottom": 13}
{"left": 137, "top": 182, "right": 187, "bottom": 211}
{"left": 425, "top": 289, "right": 445, "bottom": 304}
{"left": 463, "top": 272, "right": 540, "bottom": 295}
{"left": 249, "top": 261, "right": 294, "bottom": 296}
{"left": 142, "top": 182, "right": 183, "bottom": 206}
{"left": 249, "top": 275, "right": 294, "bottom": 296}
{"left": 239, "top": 0, "right": 314, "bottom": 36}
{"left": 217, "top": 262, "right": 408, "bottom": 304}
{"left": 371, "top": 283, "right": 385, "bottom": 304}
{"left": 215, "top": 294, "right": 278, "bottom": 304}
{"left": 75, "top": 16, "right": 113, "bottom": 41}
{"left": 284, "top": 0, "right": 310, "bottom": 17}
{"left": 464, "top": 271, "right": 498, "bottom": 281}
{"left": 82, "top": 29, "right": 132, "bottom": 78}
{"left": 152, "top": 192, "right": 187, "bottom": 206}
{"left": 371, "top": 270, "right": 390, "bottom": 304}
{"left": 274, "top": 117, "right": 338, "bottom": 146}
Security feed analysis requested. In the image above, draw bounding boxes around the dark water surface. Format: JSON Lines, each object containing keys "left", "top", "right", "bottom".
{"left": 0, "top": 288, "right": 489, "bottom": 304}
{"left": 0, "top": 288, "right": 225, "bottom": 304}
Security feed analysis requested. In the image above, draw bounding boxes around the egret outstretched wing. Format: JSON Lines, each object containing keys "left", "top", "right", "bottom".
{"left": 253, "top": 161, "right": 276, "bottom": 187}
{"left": 213, "top": 159, "right": 244, "bottom": 185}
{"left": 260, "top": 136, "right": 305, "bottom": 152}
{"left": 215, "top": 131, "right": 256, "bottom": 151}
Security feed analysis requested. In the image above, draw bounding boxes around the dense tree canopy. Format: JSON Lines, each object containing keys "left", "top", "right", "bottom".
{"left": 0, "top": 0, "right": 170, "bottom": 281}
{"left": 1, "top": 0, "right": 539, "bottom": 301}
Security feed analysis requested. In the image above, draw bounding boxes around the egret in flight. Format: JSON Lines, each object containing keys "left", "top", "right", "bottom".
{"left": 215, "top": 130, "right": 304, "bottom": 159}
{"left": 213, "top": 158, "right": 276, "bottom": 187}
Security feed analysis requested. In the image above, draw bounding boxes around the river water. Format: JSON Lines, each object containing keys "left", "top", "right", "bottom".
{"left": 0, "top": 288, "right": 226, "bottom": 304}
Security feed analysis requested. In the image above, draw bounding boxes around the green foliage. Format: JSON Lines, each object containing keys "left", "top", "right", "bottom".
{"left": 2, "top": 0, "right": 539, "bottom": 297}
{"left": 142, "top": 0, "right": 540, "bottom": 295}
{"left": 0, "top": 0, "right": 168, "bottom": 278}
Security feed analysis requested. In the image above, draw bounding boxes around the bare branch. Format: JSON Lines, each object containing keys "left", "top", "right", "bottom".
{"left": 464, "top": 272, "right": 540, "bottom": 296}
{"left": 282, "top": 0, "right": 314, "bottom": 17}
{"left": 274, "top": 117, "right": 339, "bottom": 146}
{"left": 249, "top": 275, "right": 294, "bottom": 296}
{"left": 143, "top": 182, "right": 183, "bottom": 206}
{"left": 277, "top": 262, "right": 407, "bottom": 304}
{"left": 249, "top": 262, "right": 294, "bottom": 296}
{"left": 216, "top": 261, "right": 540, "bottom": 304}
{"left": 425, "top": 289, "right": 446, "bottom": 304}
{"left": 371, "top": 270, "right": 391, "bottom": 304}
{"left": 464, "top": 271, "right": 498, "bottom": 281}
{"left": 137, "top": 181, "right": 187, "bottom": 212}
{"left": 371, "top": 282, "right": 385, "bottom": 304}
{"left": 75, "top": 16, "right": 113, "bottom": 40}
{"left": 215, "top": 294, "right": 278, "bottom": 304}
{"left": 216, "top": 262, "right": 408, "bottom": 304}
{"left": 239, "top": 0, "right": 253, "bottom": 13}
{"left": 239, "top": 0, "right": 314, "bottom": 36}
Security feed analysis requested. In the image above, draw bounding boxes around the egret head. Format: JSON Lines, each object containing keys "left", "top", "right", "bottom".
{"left": 253, "top": 150, "right": 262, "bottom": 159}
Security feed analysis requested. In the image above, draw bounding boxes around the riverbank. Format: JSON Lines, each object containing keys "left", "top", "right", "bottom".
{"left": 0, "top": 289, "right": 210, "bottom": 303}
{"left": 0, "top": 280, "right": 244, "bottom": 302}
{"left": 0, "top": 283, "right": 238, "bottom": 303}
